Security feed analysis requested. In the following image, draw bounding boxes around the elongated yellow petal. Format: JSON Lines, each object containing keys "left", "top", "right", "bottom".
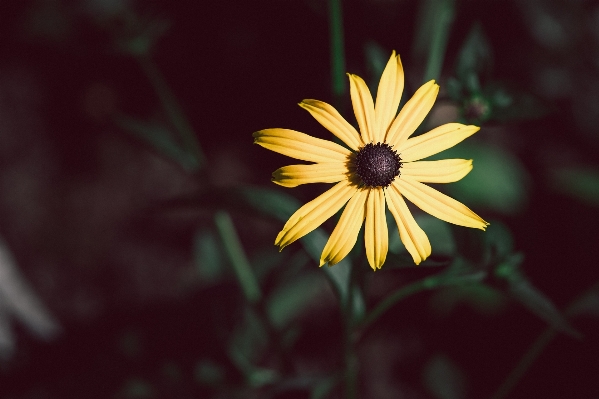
{"left": 272, "top": 162, "right": 350, "bottom": 187}
{"left": 398, "top": 123, "right": 480, "bottom": 162}
{"left": 253, "top": 129, "right": 351, "bottom": 163}
{"left": 385, "top": 186, "right": 431, "bottom": 265}
{"left": 276, "top": 180, "right": 357, "bottom": 249}
{"left": 401, "top": 159, "right": 473, "bottom": 183}
{"left": 320, "top": 188, "right": 368, "bottom": 266}
{"left": 394, "top": 178, "right": 489, "bottom": 230}
{"left": 348, "top": 73, "right": 376, "bottom": 144}
{"left": 375, "top": 51, "right": 404, "bottom": 142}
{"left": 386, "top": 80, "right": 439, "bottom": 148}
{"left": 299, "top": 100, "right": 363, "bottom": 151}
{"left": 364, "top": 187, "right": 388, "bottom": 270}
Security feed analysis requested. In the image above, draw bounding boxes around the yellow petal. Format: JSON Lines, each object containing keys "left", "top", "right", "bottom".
{"left": 365, "top": 187, "right": 388, "bottom": 270}
{"left": 385, "top": 185, "right": 431, "bottom": 265}
{"left": 320, "top": 188, "right": 368, "bottom": 266}
{"left": 386, "top": 80, "right": 439, "bottom": 148}
{"left": 272, "top": 162, "right": 350, "bottom": 187}
{"left": 398, "top": 123, "right": 480, "bottom": 162}
{"left": 299, "top": 100, "right": 363, "bottom": 151}
{"left": 394, "top": 178, "right": 489, "bottom": 230}
{"left": 348, "top": 73, "right": 376, "bottom": 144}
{"left": 375, "top": 51, "right": 404, "bottom": 142}
{"left": 253, "top": 129, "right": 351, "bottom": 163}
{"left": 276, "top": 180, "right": 357, "bottom": 249}
{"left": 401, "top": 159, "right": 473, "bottom": 183}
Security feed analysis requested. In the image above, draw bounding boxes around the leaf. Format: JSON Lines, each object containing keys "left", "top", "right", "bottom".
{"left": 114, "top": 114, "right": 199, "bottom": 171}
{"left": 266, "top": 273, "right": 323, "bottom": 329}
{"left": 194, "top": 359, "right": 225, "bottom": 386}
{"left": 301, "top": 230, "right": 351, "bottom": 306}
{"left": 568, "top": 285, "right": 599, "bottom": 318}
{"left": 434, "top": 142, "right": 530, "bottom": 215}
{"left": 550, "top": 167, "right": 599, "bottom": 207}
{"left": 423, "top": 354, "right": 467, "bottom": 399}
{"left": 238, "top": 186, "right": 301, "bottom": 223}
{"left": 194, "top": 229, "right": 225, "bottom": 282}
{"left": 484, "top": 221, "right": 514, "bottom": 260}
{"left": 455, "top": 24, "right": 493, "bottom": 87}
{"left": 430, "top": 283, "right": 506, "bottom": 315}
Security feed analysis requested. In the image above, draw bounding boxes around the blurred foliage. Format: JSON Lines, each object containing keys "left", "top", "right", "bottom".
{"left": 550, "top": 167, "right": 599, "bottom": 207}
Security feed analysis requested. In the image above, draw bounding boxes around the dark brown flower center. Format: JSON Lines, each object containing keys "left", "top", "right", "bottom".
{"left": 355, "top": 142, "right": 402, "bottom": 188}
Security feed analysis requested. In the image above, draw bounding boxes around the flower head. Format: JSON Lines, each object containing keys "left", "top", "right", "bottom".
{"left": 254, "top": 51, "right": 488, "bottom": 270}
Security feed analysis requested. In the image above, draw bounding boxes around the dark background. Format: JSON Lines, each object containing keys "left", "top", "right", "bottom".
{"left": 0, "top": 0, "right": 598, "bottom": 398}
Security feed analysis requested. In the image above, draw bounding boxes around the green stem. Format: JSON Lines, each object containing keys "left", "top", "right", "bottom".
{"left": 344, "top": 322, "right": 358, "bottom": 399}
{"left": 489, "top": 328, "right": 556, "bottom": 399}
{"left": 423, "top": 0, "right": 454, "bottom": 82}
{"left": 137, "top": 55, "right": 205, "bottom": 168}
{"left": 214, "top": 210, "right": 262, "bottom": 304}
{"left": 328, "top": 0, "right": 346, "bottom": 105}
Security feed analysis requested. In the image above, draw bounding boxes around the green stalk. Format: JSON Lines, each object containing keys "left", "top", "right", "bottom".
{"left": 214, "top": 211, "right": 262, "bottom": 304}
{"left": 423, "top": 0, "right": 454, "bottom": 82}
{"left": 328, "top": 0, "right": 346, "bottom": 103}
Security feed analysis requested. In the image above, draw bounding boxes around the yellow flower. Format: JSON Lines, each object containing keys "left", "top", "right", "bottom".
{"left": 254, "top": 51, "right": 488, "bottom": 270}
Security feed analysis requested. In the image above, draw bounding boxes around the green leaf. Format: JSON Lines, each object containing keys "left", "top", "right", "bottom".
{"left": 550, "top": 167, "right": 599, "bottom": 207}
{"left": 113, "top": 114, "right": 199, "bottom": 171}
{"left": 301, "top": 229, "right": 352, "bottom": 306}
{"left": 430, "top": 283, "right": 506, "bottom": 315}
{"left": 311, "top": 377, "right": 338, "bottom": 399}
{"left": 194, "top": 359, "right": 225, "bottom": 386}
{"left": 214, "top": 211, "right": 262, "bottom": 304}
{"left": 228, "top": 308, "right": 271, "bottom": 379}
{"left": 484, "top": 221, "right": 514, "bottom": 260}
{"left": 266, "top": 272, "right": 323, "bottom": 329}
{"left": 194, "top": 229, "right": 225, "bottom": 282}
{"left": 568, "top": 284, "right": 599, "bottom": 318}
{"left": 435, "top": 142, "right": 530, "bottom": 214}
{"left": 423, "top": 355, "right": 467, "bottom": 399}
{"left": 238, "top": 186, "right": 301, "bottom": 223}
{"left": 455, "top": 24, "right": 493, "bottom": 86}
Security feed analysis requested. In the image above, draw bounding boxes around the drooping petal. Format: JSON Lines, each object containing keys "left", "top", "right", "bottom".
{"left": 348, "top": 73, "right": 376, "bottom": 144}
{"left": 272, "top": 162, "right": 349, "bottom": 187}
{"left": 385, "top": 185, "right": 431, "bottom": 265}
{"left": 398, "top": 123, "right": 480, "bottom": 162}
{"left": 401, "top": 159, "right": 473, "bottom": 183}
{"left": 320, "top": 188, "right": 368, "bottom": 266}
{"left": 375, "top": 51, "right": 404, "bottom": 141}
{"left": 253, "top": 129, "right": 351, "bottom": 163}
{"left": 394, "top": 178, "right": 489, "bottom": 230}
{"left": 385, "top": 80, "right": 439, "bottom": 148}
{"left": 276, "top": 180, "right": 357, "bottom": 249}
{"left": 364, "top": 187, "right": 388, "bottom": 270}
{"left": 299, "top": 100, "right": 363, "bottom": 151}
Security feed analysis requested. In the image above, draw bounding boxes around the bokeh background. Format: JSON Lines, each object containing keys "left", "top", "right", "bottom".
{"left": 0, "top": 0, "right": 598, "bottom": 398}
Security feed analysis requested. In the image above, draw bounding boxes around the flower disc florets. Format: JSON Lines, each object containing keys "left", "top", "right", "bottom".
{"left": 355, "top": 142, "right": 402, "bottom": 188}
